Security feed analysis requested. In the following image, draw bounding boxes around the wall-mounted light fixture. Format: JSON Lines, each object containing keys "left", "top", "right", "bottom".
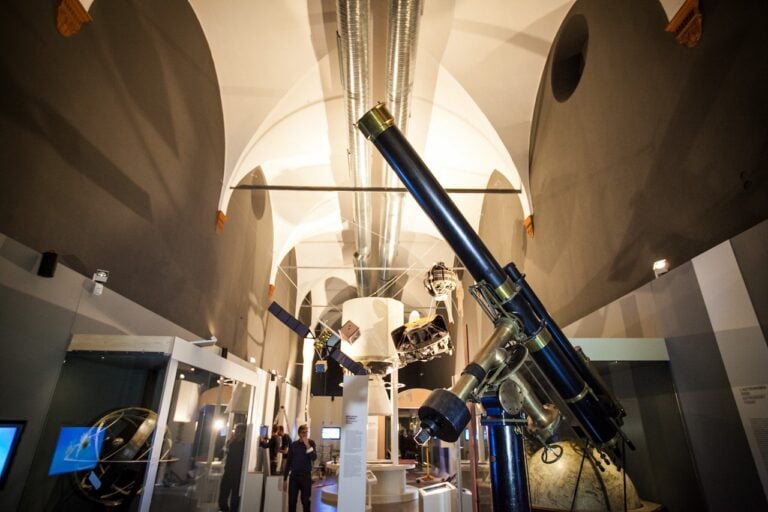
{"left": 91, "top": 269, "right": 109, "bottom": 296}
{"left": 652, "top": 259, "right": 670, "bottom": 278}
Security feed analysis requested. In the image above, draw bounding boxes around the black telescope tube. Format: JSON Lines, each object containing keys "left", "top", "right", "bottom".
{"left": 505, "top": 263, "right": 625, "bottom": 420}
{"left": 506, "top": 262, "right": 591, "bottom": 372}
{"left": 363, "top": 124, "right": 507, "bottom": 289}
{"left": 358, "top": 104, "right": 620, "bottom": 446}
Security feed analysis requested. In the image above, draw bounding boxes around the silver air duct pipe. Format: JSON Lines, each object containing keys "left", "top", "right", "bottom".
{"left": 337, "top": 0, "right": 374, "bottom": 297}
{"left": 379, "top": 0, "right": 423, "bottom": 287}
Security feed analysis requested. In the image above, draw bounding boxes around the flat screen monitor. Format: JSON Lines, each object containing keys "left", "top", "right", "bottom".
{"left": 48, "top": 426, "right": 105, "bottom": 475}
{"left": 321, "top": 426, "right": 341, "bottom": 440}
{"left": 0, "top": 421, "right": 25, "bottom": 489}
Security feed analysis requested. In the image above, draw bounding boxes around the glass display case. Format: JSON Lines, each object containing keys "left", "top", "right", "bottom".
{"left": 18, "top": 335, "right": 268, "bottom": 512}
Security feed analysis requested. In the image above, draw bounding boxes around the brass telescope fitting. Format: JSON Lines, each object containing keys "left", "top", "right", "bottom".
{"left": 416, "top": 318, "right": 518, "bottom": 444}
{"left": 357, "top": 102, "right": 394, "bottom": 141}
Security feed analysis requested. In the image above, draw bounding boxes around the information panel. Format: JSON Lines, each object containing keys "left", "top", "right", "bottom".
{"left": 337, "top": 375, "right": 369, "bottom": 511}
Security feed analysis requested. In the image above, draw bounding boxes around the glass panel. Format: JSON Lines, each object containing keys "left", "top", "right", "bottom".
{"left": 18, "top": 350, "right": 169, "bottom": 511}
{"left": 150, "top": 364, "right": 251, "bottom": 512}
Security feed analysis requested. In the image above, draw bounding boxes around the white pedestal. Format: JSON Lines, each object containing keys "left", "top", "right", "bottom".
{"left": 460, "top": 489, "right": 473, "bottom": 512}
{"left": 240, "top": 472, "right": 264, "bottom": 512}
{"left": 324, "top": 461, "right": 419, "bottom": 506}
{"left": 368, "top": 462, "right": 419, "bottom": 504}
{"left": 419, "top": 482, "right": 457, "bottom": 512}
{"left": 263, "top": 475, "right": 285, "bottom": 512}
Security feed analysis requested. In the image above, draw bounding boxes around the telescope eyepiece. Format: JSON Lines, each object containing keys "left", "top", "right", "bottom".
{"left": 414, "top": 426, "right": 432, "bottom": 446}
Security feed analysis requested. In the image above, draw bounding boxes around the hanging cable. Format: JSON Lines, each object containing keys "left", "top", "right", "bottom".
{"left": 569, "top": 442, "right": 589, "bottom": 512}
{"left": 623, "top": 438, "right": 628, "bottom": 512}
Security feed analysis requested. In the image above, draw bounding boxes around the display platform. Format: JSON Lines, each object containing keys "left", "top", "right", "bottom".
{"left": 419, "top": 482, "right": 457, "bottom": 512}
{"left": 323, "top": 461, "right": 419, "bottom": 507}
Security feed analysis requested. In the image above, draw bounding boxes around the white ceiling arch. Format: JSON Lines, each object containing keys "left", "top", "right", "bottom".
{"left": 224, "top": 54, "right": 530, "bottom": 289}
{"left": 189, "top": 0, "right": 576, "bottom": 308}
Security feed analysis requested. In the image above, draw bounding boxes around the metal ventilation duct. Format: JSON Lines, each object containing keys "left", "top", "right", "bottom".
{"left": 379, "top": 0, "right": 423, "bottom": 289}
{"left": 336, "top": 0, "right": 374, "bottom": 297}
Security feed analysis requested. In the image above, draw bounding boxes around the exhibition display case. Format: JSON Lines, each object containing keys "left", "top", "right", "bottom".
{"left": 17, "top": 335, "right": 267, "bottom": 512}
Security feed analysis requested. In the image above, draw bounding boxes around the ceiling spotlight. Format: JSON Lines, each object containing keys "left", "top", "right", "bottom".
{"left": 652, "top": 259, "right": 670, "bottom": 278}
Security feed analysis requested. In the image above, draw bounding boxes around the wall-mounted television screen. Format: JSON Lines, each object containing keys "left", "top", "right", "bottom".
{"left": 0, "top": 421, "right": 25, "bottom": 489}
{"left": 321, "top": 426, "right": 341, "bottom": 440}
{"left": 48, "top": 426, "right": 105, "bottom": 475}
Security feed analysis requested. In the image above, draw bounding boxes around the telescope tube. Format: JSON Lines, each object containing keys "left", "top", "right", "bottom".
{"left": 505, "top": 262, "right": 625, "bottom": 420}
{"left": 358, "top": 103, "right": 620, "bottom": 446}
{"left": 357, "top": 103, "right": 508, "bottom": 291}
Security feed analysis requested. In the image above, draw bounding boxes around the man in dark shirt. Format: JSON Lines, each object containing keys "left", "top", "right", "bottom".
{"left": 277, "top": 425, "right": 291, "bottom": 471}
{"left": 278, "top": 425, "right": 291, "bottom": 453}
{"left": 282, "top": 424, "right": 316, "bottom": 512}
{"left": 218, "top": 423, "right": 246, "bottom": 512}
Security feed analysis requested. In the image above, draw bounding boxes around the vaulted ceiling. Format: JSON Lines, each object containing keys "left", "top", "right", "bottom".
{"left": 1, "top": 0, "right": 766, "bottom": 364}
{"left": 189, "top": 0, "right": 574, "bottom": 326}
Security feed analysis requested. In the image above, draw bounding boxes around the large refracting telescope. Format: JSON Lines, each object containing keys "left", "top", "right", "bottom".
{"left": 358, "top": 103, "right": 631, "bottom": 511}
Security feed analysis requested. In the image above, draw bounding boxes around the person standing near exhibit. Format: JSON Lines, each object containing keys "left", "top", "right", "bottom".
{"left": 218, "top": 423, "right": 246, "bottom": 512}
{"left": 277, "top": 425, "right": 291, "bottom": 471}
{"left": 259, "top": 425, "right": 281, "bottom": 475}
{"left": 282, "top": 424, "right": 316, "bottom": 512}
